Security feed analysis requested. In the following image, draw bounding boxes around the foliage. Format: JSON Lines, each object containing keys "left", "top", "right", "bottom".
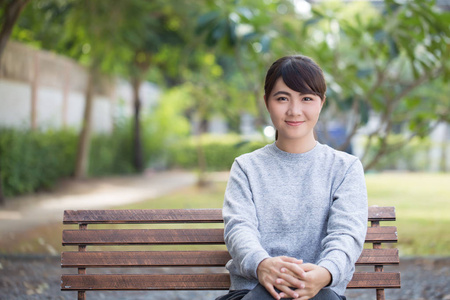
{"left": 168, "top": 134, "right": 267, "bottom": 171}
{"left": 295, "top": 0, "right": 450, "bottom": 169}
{"left": 141, "top": 86, "right": 192, "bottom": 169}
{"left": 0, "top": 128, "right": 77, "bottom": 196}
{"left": 0, "top": 125, "right": 140, "bottom": 196}
{"left": 360, "top": 134, "right": 432, "bottom": 171}
{"left": 88, "top": 123, "right": 136, "bottom": 176}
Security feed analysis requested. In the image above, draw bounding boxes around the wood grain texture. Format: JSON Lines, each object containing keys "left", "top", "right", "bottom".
{"left": 63, "top": 207, "right": 395, "bottom": 224}
{"left": 63, "top": 209, "right": 223, "bottom": 224}
{"left": 61, "top": 251, "right": 232, "bottom": 267}
{"left": 347, "top": 272, "right": 401, "bottom": 289}
{"left": 61, "top": 274, "right": 231, "bottom": 290}
{"left": 61, "top": 272, "right": 400, "bottom": 290}
{"left": 366, "top": 226, "right": 398, "bottom": 243}
{"left": 356, "top": 249, "right": 399, "bottom": 265}
{"left": 62, "top": 229, "right": 225, "bottom": 245}
{"left": 368, "top": 206, "right": 396, "bottom": 221}
{"left": 63, "top": 227, "right": 397, "bottom": 246}
{"left": 61, "top": 249, "right": 398, "bottom": 268}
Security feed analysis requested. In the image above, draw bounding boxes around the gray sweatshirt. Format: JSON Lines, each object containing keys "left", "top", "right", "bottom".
{"left": 223, "top": 142, "right": 368, "bottom": 296}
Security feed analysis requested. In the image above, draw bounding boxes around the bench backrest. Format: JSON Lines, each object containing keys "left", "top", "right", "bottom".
{"left": 61, "top": 207, "right": 400, "bottom": 300}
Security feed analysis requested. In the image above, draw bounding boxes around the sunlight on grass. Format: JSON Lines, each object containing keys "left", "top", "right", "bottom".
{"left": 365, "top": 173, "right": 450, "bottom": 256}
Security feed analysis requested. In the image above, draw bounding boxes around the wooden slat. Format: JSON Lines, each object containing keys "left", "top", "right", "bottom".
{"left": 62, "top": 249, "right": 397, "bottom": 268}
{"left": 61, "top": 251, "right": 232, "bottom": 268}
{"left": 64, "top": 207, "right": 396, "bottom": 224}
{"left": 61, "top": 274, "right": 231, "bottom": 290}
{"left": 366, "top": 226, "right": 397, "bottom": 243}
{"left": 63, "top": 227, "right": 397, "bottom": 246}
{"left": 62, "top": 229, "right": 225, "bottom": 245}
{"left": 63, "top": 209, "right": 223, "bottom": 224}
{"left": 347, "top": 272, "right": 401, "bottom": 289}
{"left": 368, "top": 206, "right": 396, "bottom": 221}
{"left": 356, "top": 249, "right": 399, "bottom": 265}
{"left": 61, "top": 272, "right": 400, "bottom": 290}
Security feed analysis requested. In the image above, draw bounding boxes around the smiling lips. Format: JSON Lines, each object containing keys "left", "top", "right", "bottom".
{"left": 285, "top": 121, "right": 305, "bottom": 126}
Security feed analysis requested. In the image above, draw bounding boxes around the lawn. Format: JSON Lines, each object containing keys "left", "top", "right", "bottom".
{"left": 1, "top": 172, "right": 449, "bottom": 256}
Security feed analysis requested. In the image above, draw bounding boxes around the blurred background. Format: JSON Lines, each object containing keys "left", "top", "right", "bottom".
{"left": 0, "top": 0, "right": 449, "bottom": 299}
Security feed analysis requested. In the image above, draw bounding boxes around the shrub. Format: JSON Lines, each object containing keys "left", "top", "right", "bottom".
{"left": 0, "top": 128, "right": 77, "bottom": 196}
{"left": 167, "top": 134, "right": 268, "bottom": 171}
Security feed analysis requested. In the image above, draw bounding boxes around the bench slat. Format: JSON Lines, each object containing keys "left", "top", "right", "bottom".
{"left": 63, "top": 209, "right": 223, "bottom": 224}
{"left": 61, "top": 249, "right": 399, "bottom": 268}
{"left": 61, "top": 251, "right": 232, "bottom": 267}
{"left": 62, "top": 229, "right": 226, "bottom": 245}
{"left": 63, "top": 207, "right": 395, "bottom": 224}
{"left": 62, "top": 226, "right": 397, "bottom": 246}
{"left": 61, "top": 272, "right": 400, "bottom": 290}
{"left": 61, "top": 274, "right": 231, "bottom": 290}
{"left": 368, "top": 206, "right": 396, "bottom": 221}
{"left": 347, "top": 272, "right": 401, "bottom": 289}
{"left": 356, "top": 249, "right": 399, "bottom": 265}
{"left": 365, "top": 226, "right": 397, "bottom": 243}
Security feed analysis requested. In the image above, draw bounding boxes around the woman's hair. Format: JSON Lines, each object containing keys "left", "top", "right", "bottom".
{"left": 264, "top": 55, "right": 326, "bottom": 101}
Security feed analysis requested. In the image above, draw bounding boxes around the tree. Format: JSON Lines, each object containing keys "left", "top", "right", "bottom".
{"left": 0, "top": 0, "right": 30, "bottom": 63}
{"left": 291, "top": 0, "right": 449, "bottom": 169}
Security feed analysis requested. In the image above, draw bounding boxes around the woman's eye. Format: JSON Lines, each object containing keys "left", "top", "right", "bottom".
{"left": 303, "top": 97, "right": 313, "bottom": 101}
{"left": 277, "top": 97, "right": 288, "bottom": 101}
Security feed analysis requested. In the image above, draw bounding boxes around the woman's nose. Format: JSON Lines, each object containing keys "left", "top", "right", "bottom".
{"left": 287, "top": 102, "right": 302, "bottom": 116}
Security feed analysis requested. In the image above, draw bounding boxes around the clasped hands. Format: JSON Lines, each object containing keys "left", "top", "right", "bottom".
{"left": 256, "top": 256, "right": 331, "bottom": 300}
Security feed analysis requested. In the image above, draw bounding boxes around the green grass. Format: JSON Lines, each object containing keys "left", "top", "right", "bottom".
{"left": 365, "top": 173, "right": 450, "bottom": 256}
{"left": 1, "top": 173, "right": 449, "bottom": 256}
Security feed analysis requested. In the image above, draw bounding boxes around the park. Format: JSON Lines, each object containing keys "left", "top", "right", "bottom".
{"left": 0, "top": 0, "right": 449, "bottom": 299}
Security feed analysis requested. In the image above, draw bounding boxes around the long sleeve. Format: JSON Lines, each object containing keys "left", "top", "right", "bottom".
{"left": 317, "top": 159, "right": 368, "bottom": 288}
{"left": 222, "top": 160, "right": 270, "bottom": 280}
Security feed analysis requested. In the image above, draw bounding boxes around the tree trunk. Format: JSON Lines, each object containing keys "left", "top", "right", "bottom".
{"left": 74, "top": 68, "right": 95, "bottom": 179}
{"left": 0, "top": 0, "right": 30, "bottom": 64}
{"left": 0, "top": 166, "right": 4, "bottom": 206}
{"left": 440, "top": 123, "right": 448, "bottom": 172}
{"left": 196, "top": 115, "right": 208, "bottom": 187}
{"left": 131, "top": 78, "right": 144, "bottom": 173}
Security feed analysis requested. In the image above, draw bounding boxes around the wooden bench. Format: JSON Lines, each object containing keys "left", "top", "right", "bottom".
{"left": 61, "top": 207, "right": 401, "bottom": 300}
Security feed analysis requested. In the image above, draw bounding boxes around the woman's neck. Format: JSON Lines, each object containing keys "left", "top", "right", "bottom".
{"left": 275, "top": 136, "right": 317, "bottom": 154}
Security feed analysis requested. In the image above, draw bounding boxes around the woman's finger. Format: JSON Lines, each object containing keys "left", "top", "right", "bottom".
{"left": 274, "top": 283, "right": 299, "bottom": 299}
{"left": 278, "top": 272, "right": 305, "bottom": 289}
{"left": 263, "top": 283, "right": 281, "bottom": 300}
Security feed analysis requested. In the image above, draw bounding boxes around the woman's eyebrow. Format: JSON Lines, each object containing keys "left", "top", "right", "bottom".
{"left": 273, "top": 90, "right": 292, "bottom": 97}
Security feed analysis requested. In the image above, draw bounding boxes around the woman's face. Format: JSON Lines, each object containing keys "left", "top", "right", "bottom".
{"left": 265, "top": 77, "right": 324, "bottom": 147}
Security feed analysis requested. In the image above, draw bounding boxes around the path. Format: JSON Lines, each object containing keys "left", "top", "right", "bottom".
{"left": 0, "top": 170, "right": 197, "bottom": 237}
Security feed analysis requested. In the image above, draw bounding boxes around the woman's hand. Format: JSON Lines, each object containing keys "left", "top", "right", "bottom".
{"left": 277, "top": 263, "right": 332, "bottom": 300}
{"left": 256, "top": 256, "right": 305, "bottom": 299}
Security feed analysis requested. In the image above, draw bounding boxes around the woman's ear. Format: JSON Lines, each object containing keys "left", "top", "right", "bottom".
{"left": 321, "top": 95, "right": 327, "bottom": 108}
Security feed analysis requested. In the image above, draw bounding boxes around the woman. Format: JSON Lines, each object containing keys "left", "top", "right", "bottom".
{"left": 217, "top": 55, "right": 368, "bottom": 300}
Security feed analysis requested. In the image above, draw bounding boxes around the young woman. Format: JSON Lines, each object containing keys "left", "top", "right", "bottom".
{"left": 217, "top": 55, "right": 368, "bottom": 300}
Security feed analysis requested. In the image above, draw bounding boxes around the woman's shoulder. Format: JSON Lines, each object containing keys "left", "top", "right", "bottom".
{"left": 318, "top": 143, "right": 362, "bottom": 168}
{"left": 234, "top": 143, "right": 273, "bottom": 164}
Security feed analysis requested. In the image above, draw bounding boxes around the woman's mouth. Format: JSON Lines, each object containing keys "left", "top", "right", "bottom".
{"left": 285, "top": 121, "right": 305, "bottom": 126}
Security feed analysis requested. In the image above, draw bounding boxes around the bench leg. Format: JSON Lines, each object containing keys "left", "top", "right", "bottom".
{"left": 78, "top": 291, "right": 86, "bottom": 300}
{"left": 376, "top": 289, "right": 385, "bottom": 300}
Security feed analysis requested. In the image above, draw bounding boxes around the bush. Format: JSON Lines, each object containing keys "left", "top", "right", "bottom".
{"left": 0, "top": 128, "right": 77, "bottom": 196}
{"left": 0, "top": 124, "right": 138, "bottom": 197}
{"left": 88, "top": 123, "right": 135, "bottom": 176}
{"left": 167, "top": 134, "right": 268, "bottom": 171}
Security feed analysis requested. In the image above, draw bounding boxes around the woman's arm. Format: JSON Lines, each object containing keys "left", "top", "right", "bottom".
{"left": 223, "top": 160, "right": 270, "bottom": 279}
{"left": 317, "top": 158, "right": 368, "bottom": 288}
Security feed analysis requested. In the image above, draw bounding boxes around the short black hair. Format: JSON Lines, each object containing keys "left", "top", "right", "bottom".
{"left": 264, "top": 55, "right": 326, "bottom": 101}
